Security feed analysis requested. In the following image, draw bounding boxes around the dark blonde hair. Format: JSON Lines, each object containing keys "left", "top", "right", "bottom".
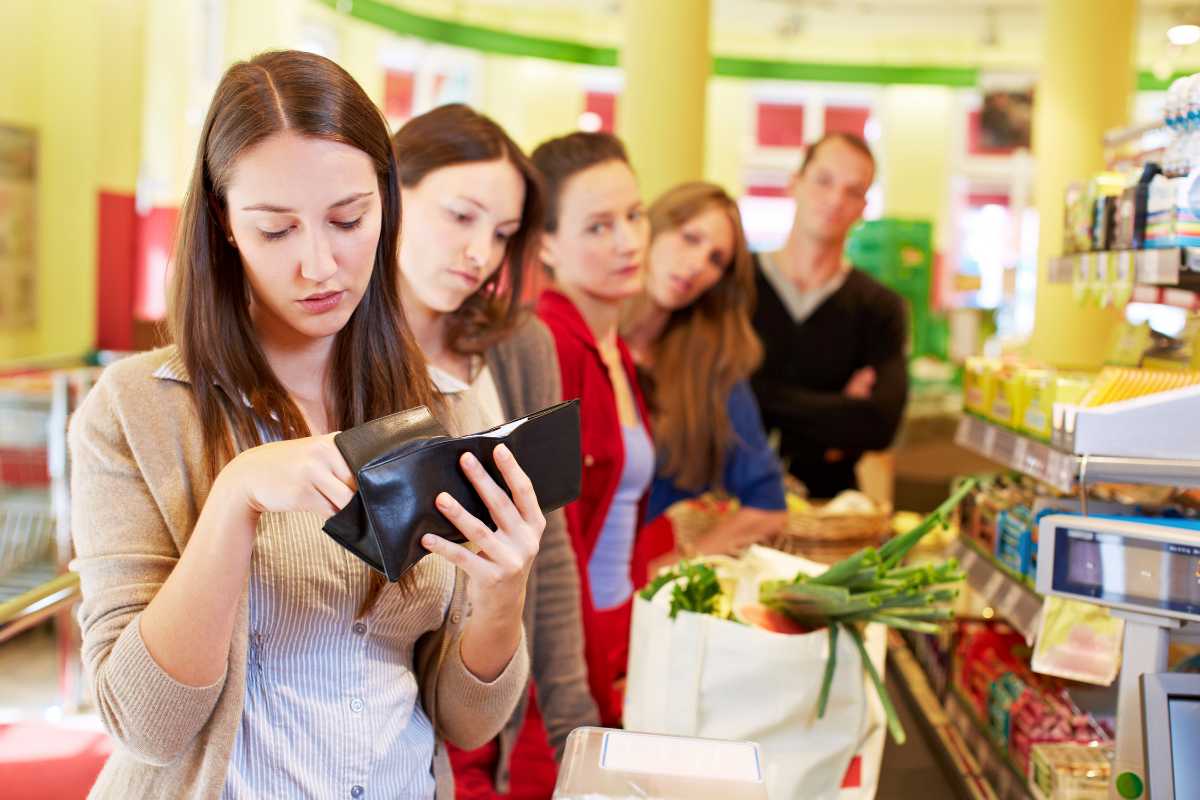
{"left": 169, "top": 50, "right": 437, "bottom": 478}
{"left": 392, "top": 104, "right": 544, "bottom": 354}
{"left": 627, "top": 181, "right": 762, "bottom": 492}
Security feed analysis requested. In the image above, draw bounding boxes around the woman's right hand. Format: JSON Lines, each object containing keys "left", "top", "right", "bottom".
{"left": 217, "top": 433, "right": 356, "bottom": 518}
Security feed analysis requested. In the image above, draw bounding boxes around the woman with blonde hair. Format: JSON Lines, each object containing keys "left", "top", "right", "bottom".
{"left": 623, "top": 181, "right": 787, "bottom": 583}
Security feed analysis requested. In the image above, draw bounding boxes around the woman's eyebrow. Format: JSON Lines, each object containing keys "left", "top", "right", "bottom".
{"left": 242, "top": 191, "right": 374, "bottom": 213}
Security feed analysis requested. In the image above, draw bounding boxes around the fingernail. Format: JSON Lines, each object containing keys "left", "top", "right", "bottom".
{"left": 461, "top": 452, "right": 478, "bottom": 468}
{"left": 436, "top": 492, "right": 451, "bottom": 508}
{"left": 495, "top": 444, "right": 511, "bottom": 460}
{"left": 422, "top": 534, "right": 436, "bottom": 547}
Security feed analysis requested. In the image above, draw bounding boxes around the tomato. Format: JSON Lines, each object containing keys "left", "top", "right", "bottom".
{"left": 738, "top": 604, "right": 812, "bottom": 635}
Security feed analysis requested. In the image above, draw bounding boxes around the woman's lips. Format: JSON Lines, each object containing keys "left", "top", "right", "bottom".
{"left": 669, "top": 275, "right": 693, "bottom": 295}
{"left": 298, "top": 290, "right": 345, "bottom": 314}
{"left": 447, "top": 269, "right": 481, "bottom": 289}
{"left": 613, "top": 263, "right": 641, "bottom": 279}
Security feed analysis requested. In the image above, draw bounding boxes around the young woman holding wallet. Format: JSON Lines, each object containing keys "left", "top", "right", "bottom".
{"left": 531, "top": 132, "right": 653, "bottom": 727}
{"left": 69, "top": 52, "right": 541, "bottom": 799}
{"left": 621, "top": 182, "right": 787, "bottom": 583}
{"left": 391, "top": 104, "right": 598, "bottom": 800}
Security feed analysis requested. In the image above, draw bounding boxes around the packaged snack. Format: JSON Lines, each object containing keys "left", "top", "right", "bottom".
{"left": 1144, "top": 173, "right": 1178, "bottom": 248}
{"left": 1062, "top": 182, "right": 1091, "bottom": 255}
{"left": 1030, "top": 742, "right": 1113, "bottom": 800}
{"left": 990, "top": 367, "right": 1026, "bottom": 429}
{"left": 964, "top": 357, "right": 999, "bottom": 415}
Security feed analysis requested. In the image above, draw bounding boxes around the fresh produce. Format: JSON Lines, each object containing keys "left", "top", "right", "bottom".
{"left": 641, "top": 480, "right": 976, "bottom": 746}
{"left": 757, "top": 478, "right": 976, "bottom": 744}
{"left": 640, "top": 561, "right": 729, "bottom": 620}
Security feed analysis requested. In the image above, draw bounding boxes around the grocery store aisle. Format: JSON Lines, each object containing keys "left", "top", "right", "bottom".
{"left": 878, "top": 672, "right": 963, "bottom": 800}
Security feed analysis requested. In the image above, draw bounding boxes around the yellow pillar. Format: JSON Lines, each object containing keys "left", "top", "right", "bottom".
{"left": 704, "top": 77, "right": 751, "bottom": 196}
{"left": 618, "top": 0, "right": 710, "bottom": 203}
{"left": 881, "top": 86, "right": 954, "bottom": 254}
{"left": 1029, "top": 0, "right": 1137, "bottom": 369}
{"left": 36, "top": 2, "right": 101, "bottom": 358}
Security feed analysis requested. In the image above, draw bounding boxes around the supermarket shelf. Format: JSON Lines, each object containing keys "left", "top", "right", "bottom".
{"left": 946, "top": 685, "right": 1034, "bottom": 800}
{"left": 956, "top": 415, "right": 1200, "bottom": 492}
{"left": 952, "top": 537, "right": 1043, "bottom": 643}
{"left": 887, "top": 632, "right": 998, "bottom": 800}
{"left": 955, "top": 416, "right": 1077, "bottom": 493}
{"left": 1046, "top": 248, "right": 1200, "bottom": 288}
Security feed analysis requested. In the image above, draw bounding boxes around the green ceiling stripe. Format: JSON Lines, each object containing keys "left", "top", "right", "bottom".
{"left": 318, "top": 0, "right": 618, "bottom": 65}
{"left": 1138, "top": 70, "right": 1195, "bottom": 91}
{"left": 324, "top": 0, "right": 1169, "bottom": 90}
{"left": 712, "top": 56, "right": 978, "bottom": 86}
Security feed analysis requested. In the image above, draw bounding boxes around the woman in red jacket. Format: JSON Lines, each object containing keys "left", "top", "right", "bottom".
{"left": 531, "top": 132, "right": 652, "bottom": 727}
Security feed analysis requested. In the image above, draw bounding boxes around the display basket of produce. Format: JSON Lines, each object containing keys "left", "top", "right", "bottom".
{"left": 767, "top": 488, "right": 892, "bottom": 564}
{"left": 626, "top": 482, "right": 974, "bottom": 800}
{"left": 665, "top": 485, "right": 892, "bottom": 565}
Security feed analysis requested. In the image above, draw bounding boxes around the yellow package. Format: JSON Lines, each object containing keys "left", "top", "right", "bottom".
{"left": 990, "top": 369, "right": 1026, "bottom": 429}
{"left": 1106, "top": 320, "right": 1153, "bottom": 367}
{"left": 1020, "top": 369, "right": 1056, "bottom": 440}
{"left": 1082, "top": 367, "right": 1200, "bottom": 407}
{"left": 963, "top": 357, "right": 998, "bottom": 416}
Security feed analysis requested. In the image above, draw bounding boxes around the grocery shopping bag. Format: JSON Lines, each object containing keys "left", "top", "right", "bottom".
{"left": 624, "top": 546, "right": 887, "bottom": 800}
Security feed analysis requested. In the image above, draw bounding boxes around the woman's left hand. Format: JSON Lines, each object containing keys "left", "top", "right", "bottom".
{"left": 423, "top": 443, "right": 545, "bottom": 623}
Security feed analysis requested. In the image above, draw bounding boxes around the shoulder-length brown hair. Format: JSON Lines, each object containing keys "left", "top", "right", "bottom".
{"left": 626, "top": 182, "right": 762, "bottom": 492}
{"left": 169, "top": 50, "right": 437, "bottom": 477}
{"left": 391, "top": 103, "right": 544, "bottom": 354}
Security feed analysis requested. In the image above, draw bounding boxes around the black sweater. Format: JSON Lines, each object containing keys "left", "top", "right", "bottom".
{"left": 750, "top": 260, "right": 909, "bottom": 499}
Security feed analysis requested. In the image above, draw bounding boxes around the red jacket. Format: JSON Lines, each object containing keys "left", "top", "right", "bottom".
{"left": 537, "top": 289, "right": 652, "bottom": 725}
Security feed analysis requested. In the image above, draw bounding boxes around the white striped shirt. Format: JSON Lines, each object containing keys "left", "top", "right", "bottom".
{"left": 220, "top": 506, "right": 455, "bottom": 799}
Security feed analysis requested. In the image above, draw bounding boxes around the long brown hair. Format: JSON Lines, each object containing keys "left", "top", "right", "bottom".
{"left": 392, "top": 104, "right": 544, "bottom": 354}
{"left": 627, "top": 182, "right": 762, "bottom": 492}
{"left": 169, "top": 50, "right": 437, "bottom": 478}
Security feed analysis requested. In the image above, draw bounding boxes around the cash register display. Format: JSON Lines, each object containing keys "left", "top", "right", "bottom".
{"left": 1052, "top": 527, "right": 1200, "bottom": 616}
{"left": 1170, "top": 696, "right": 1200, "bottom": 799}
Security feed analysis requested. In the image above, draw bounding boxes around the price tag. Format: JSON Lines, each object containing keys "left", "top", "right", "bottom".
{"left": 1074, "top": 254, "right": 1093, "bottom": 305}
{"left": 982, "top": 424, "right": 997, "bottom": 454}
{"left": 1095, "top": 252, "right": 1112, "bottom": 307}
{"left": 1012, "top": 438, "right": 1028, "bottom": 470}
{"left": 1113, "top": 250, "right": 1135, "bottom": 307}
{"left": 983, "top": 570, "right": 1006, "bottom": 599}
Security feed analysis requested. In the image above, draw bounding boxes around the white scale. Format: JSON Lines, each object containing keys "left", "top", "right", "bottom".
{"left": 1037, "top": 513, "right": 1200, "bottom": 800}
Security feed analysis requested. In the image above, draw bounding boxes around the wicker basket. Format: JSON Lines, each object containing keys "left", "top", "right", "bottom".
{"left": 664, "top": 492, "right": 892, "bottom": 565}
{"left": 764, "top": 504, "right": 892, "bottom": 564}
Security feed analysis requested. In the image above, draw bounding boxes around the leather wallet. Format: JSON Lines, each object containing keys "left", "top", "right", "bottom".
{"left": 323, "top": 399, "right": 582, "bottom": 581}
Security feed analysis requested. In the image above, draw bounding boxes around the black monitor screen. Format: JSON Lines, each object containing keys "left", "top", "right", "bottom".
{"left": 1170, "top": 696, "right": 1200, "bottom": 799}
{"left": 1051, "top": 528, "right": 1200, "bottom": 617}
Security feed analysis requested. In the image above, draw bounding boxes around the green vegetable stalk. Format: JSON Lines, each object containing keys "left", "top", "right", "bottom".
{"left": 640, "top": 480, "right": 976, "bottom": 747}
{"left": 760, "top": 478, "right": 976, "bottom": 744}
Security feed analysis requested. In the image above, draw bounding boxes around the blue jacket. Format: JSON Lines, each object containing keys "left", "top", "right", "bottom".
{"left": 646, "top": 380, "right": 786, "bottom": 522}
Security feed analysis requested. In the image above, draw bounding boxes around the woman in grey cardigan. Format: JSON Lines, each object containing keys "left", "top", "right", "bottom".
{"left": 69, "top": 52, "right": 541, "bottom": 799}
{"left": 392, "top": 104, "right": 599, "bottom": 798}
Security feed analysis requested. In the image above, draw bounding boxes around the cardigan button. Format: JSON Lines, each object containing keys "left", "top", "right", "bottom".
{"left": 584, "top": 454, "right": 595, "bottom": 467}
{"left": 450, "top": 611, "right": 463, "bottom": 625}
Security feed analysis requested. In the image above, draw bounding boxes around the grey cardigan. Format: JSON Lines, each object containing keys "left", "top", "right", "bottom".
{"left": 68, "top": 347, "right": 530, "bottom": 799}
{"left": 481, "top": 315, "right": 600, "bottom": 792}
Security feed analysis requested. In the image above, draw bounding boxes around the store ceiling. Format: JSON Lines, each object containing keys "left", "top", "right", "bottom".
{"left": 388, "top": 0, "right": 1200, "bottom": 73}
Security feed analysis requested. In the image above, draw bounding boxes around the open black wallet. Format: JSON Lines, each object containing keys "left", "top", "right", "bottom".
{"left": 322, "top": 399, "right": 582, "bottom": 581}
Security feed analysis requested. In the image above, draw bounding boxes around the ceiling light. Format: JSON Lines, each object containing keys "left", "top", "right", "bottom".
{"left": 1167, "top": 24, "right": 1200, "bottom": 47}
